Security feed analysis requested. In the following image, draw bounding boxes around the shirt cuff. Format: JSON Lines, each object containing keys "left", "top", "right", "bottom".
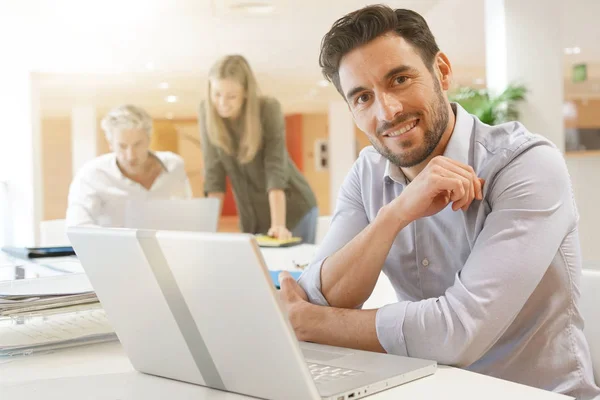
{"left": 297, "top": 257, "right": 330, "bottom": 306}
{"left": 266, "top": 176, "right": 289, "bottom": 192}
{"left": 376, "top": 301, "right": 409, "bottom": 356}
{"left": 204, "top": 182, "right": 226, "bottom": 194}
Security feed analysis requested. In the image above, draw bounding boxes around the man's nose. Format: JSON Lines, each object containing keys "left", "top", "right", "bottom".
{"left": 376, "top": 92, "right": 404, "bottom": 123}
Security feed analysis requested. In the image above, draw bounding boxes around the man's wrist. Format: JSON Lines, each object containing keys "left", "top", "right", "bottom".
{"left": 290, "top": 301, "right": 321, "bottom": 342}
{"left": 378, "top": 200, "right": 411, "bottom": 233}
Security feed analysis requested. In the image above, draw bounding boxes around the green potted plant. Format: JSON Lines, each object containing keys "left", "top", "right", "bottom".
{"left": 449, "top": 83, "right": 527, "bottom": 125}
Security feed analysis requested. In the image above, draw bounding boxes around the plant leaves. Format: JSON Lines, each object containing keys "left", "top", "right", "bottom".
{"left": 448, "top": 83, "right": 527, "bottom": 125}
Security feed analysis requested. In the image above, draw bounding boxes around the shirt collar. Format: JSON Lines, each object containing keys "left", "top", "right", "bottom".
{"left": 111, "top": 151, "right": 169, "bottom": 182}
{"left": 384, "top": 103, "right": 474, "bottom": 185}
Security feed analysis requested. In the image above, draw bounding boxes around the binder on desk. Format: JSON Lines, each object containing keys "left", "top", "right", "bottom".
{"left": 2, "top": 246, "right": 76, "bottom": 259}
{"left": 0, "top": 274, "right": 116, "bottom": 357}
{"left": 0, "top": 308, "right": 116, "bottom": 357}
{"left": 255, "top": 235, "right": 302, "bottom": 248}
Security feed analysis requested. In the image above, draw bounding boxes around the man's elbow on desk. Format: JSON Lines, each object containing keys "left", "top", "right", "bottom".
{"left": 377, "top": 300, "right": 488, "bottom": 368}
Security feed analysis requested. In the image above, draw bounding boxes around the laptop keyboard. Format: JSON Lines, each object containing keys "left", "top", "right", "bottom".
{"left": 307, "top": 363, "right": 364, "bottom": 384}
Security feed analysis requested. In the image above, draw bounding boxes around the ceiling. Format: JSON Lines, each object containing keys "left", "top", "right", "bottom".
{"left": 1, "top": 0, "right": 599, "bottom": 118}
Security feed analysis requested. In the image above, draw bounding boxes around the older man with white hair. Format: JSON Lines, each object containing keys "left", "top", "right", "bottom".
{"left": 66, "top": 104, "right": 192, "bottom": 227}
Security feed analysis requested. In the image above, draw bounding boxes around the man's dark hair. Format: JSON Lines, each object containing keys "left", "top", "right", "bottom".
{"left": 319, "top": 4, "right": 440, "bottom": 96}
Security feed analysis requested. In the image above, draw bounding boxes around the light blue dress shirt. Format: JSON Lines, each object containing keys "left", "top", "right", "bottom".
{"left": 299, "top": 104, "right": 600, "bottom": 399}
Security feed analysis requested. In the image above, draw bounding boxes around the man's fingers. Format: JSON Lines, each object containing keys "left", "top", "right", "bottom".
{"left": 279, "top": 271, "right": 308, "bottom": 302}
{"left": 433, "top": 176, "right": 465, "bottom": 209}
{"left": 278, "top": 272, "right": 294, "bottom": 298}
{"left": 433, "top": 169, "right": 471, "bottom": 210}
{"left": 279, "top": 271, "right": 292, "bottom": 285}
{"left": 438, "top": 159, "right": 475, "bottom": 207}
{"left": 434, "top": 158, "right": 483, "bottom": 207}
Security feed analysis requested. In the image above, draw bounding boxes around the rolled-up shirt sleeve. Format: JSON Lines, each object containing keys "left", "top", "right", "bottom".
{"left": 376, "top": 144, "right": 577, "bottom": 365}
{"left": 298, "top": 159, "right": 370, "bottom": 306}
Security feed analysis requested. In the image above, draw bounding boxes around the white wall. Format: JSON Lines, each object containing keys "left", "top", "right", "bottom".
{"left": 328, "top": 101, "right": 356, "bottom": 213}
{"left": 71, "top": 105, "right": 98, "bottom": 176}
{"left": 0, "top": 181, "right": 8, "bottom": 247}
{"left": 565, "top": 156, "right": 600, "bottom": 267}
{"left": 0, "top": 70, "right": 43, "bottom": 246}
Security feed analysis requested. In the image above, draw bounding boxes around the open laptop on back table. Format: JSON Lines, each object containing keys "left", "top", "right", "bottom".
{"left": 124, "top": 198, "right": 220, "bottom": 232}
{"left": 68, "top": 227, "right": 436, "bottom": 400}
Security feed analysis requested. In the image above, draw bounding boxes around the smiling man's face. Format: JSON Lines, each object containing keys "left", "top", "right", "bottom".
{"left": 339, "top": 33, "right": 451, "bottom": 168}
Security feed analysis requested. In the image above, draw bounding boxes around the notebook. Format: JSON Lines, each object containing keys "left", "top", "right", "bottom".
{"left": 1, "top": 246, "right": 76, "bottom": 259}
{"left": 255, "top": 235, "right": 302, "bottom": 247}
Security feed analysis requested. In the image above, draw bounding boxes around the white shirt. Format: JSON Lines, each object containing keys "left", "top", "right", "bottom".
{"left": 66, "top": 151, "right": 192, "bottom": 227}
{"left": 299, "top": 104, "right": 600, "bottom": 399}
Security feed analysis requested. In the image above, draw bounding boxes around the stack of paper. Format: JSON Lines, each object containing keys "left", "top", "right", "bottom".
{"left": 0, "top": 274, "right": 98, "bottom": 317}
{"left": 0, "top": 274, "right": 117, "bottom": 356}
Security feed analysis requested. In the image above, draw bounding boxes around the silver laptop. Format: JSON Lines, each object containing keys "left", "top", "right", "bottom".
{"left": 68, "top": 228, "right": 436, "bottom": 400}
{"left": 124, "top": 198, "right": 220, "bottom": 232}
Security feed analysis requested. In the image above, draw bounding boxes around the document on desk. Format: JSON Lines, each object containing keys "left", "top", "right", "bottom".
{"left": 0, "top": 274, "right": 98, "bottom": 317}
{"left": 0, "top": 308, "right": 116, "bottom": 356}
{"left": 0, "top": 273, "right": 92, "bottom": 297}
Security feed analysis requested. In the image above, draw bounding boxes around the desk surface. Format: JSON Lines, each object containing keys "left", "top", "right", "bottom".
{"left": 0, "top": 340, "right": 570, "bottom": 399}
{"left": 0, "top": 247, "right": 572, "bottom": 399}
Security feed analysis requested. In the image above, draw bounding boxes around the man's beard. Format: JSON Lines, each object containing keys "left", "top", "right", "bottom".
{"left": 370, "top": 81, "right": 449, "bottom": 168}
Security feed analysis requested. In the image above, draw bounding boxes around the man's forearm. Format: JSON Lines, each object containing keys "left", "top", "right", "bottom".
{"left": 321, "top": 203, "right": 409, "bottom": 308}
{"left": 294, "top": 303, "right": 384, "bottom": 353}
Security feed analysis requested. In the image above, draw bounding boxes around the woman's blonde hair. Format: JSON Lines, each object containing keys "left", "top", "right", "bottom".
{"left": 206, "top": 55, "right": 262, "bottom": 164}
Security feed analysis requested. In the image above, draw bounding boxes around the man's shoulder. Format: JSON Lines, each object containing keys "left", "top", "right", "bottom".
{"left": 69, "top": 154, "right": 117, "bottom": 190}
{"left": 76, "top": 153, "right": 115, "bottom": 176}
{"left": 474, "top": 119, "right": 554, "bottom": 160}
{"left": 155, "top": 151, "right": 186, "bottom": 173}
{"left": 472, "top": 119, "right": 566, "bottom": 199}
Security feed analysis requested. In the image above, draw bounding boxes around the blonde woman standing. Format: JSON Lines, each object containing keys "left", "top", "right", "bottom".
{"left": 200, "top": 55, "right": 318, "bottom": 243}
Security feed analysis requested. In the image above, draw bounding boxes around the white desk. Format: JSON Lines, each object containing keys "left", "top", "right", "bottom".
{"left": 0, "top": 341, "right": 570, "bottom": 399}
{"left": 0, "top": 246, "right": 572, "bottom": 399}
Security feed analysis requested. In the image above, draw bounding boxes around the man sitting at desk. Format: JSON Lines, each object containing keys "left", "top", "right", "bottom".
{"left": 66, "top": 104, "right": 192, "bottom": 227}
{"left": 278, "top": 5, "right": 600, "bottom": 399}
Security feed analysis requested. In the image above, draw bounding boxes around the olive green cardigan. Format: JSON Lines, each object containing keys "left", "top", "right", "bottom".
{"left": 199, "top": 97, "right": 317, "bottom": 234}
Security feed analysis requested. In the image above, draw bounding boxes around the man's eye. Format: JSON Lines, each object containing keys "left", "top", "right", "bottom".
{"left": 357, "top": 93, "right": 371, "bottom": 104}
{"left": 395, "top": 76, "right": 408, "bottom": 85}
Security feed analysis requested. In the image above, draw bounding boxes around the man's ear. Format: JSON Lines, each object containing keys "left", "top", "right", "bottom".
{"left": 435, "top": 52, "right": 453, "bottom": 91}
